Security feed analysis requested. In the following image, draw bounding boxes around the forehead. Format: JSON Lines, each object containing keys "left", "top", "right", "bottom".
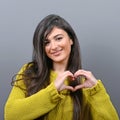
{"left": 46, "top": 27, "right": 68, "bottom": 39}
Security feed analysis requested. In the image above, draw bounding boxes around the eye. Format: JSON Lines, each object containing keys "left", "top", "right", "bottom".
{"left": 44, "top": 40, "right": 50, "bottom": 46}
{"left": 56, "top": 37, "right": 63, "bottom": 41}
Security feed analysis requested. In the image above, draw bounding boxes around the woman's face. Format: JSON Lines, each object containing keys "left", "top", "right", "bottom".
{"left": 44, "top": 27, "right": 73, "bottom": 65}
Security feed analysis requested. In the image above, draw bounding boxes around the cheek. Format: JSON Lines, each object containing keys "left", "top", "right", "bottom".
{"left": 64, "top": 42, "right": 72, "bottom": 51}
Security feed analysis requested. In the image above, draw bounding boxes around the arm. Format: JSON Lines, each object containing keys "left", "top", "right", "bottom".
{"left": 83, "top": 80, "right": 119, "bottom": 120}
{"left": 4, "top": 66, "right": 63, "bottom": 120}
{"left": 74, "top": 70, "right": 119, "bottom": 120}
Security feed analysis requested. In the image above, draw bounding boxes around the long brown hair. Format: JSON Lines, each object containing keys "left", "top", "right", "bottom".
{"left": 12, "top": 14, "right": 82, "bottom": 120}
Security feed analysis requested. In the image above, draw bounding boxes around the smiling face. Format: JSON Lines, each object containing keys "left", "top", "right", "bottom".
{"left": 44, "top": 27, "right": 73, "bottom": 66}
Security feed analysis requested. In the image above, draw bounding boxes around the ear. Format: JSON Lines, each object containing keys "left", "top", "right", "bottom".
{"left": 70, "top": 39, "right": 73, "bottom": 45}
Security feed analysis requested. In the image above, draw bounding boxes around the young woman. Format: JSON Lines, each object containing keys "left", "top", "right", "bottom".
{"left": 4, "top": 14, "right": 119, "bottom": 120}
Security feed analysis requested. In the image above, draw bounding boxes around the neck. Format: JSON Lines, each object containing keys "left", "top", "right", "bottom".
{"left": 53, "top": 61, "right": 68, "bottom": 75}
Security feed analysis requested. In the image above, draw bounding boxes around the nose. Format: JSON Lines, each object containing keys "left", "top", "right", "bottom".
{"left": 50, "top": 41, "right": 57, "bottom": 49}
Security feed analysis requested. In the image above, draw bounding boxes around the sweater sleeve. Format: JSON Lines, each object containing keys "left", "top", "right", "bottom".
{"left": 4, "top": 65, "right": 63, "bottom": 120}
{"left": 83, "top": 80, "right": 119, "bottom": 120}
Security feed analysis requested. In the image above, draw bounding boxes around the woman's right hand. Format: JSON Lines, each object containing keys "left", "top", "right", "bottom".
{"left": 54, "top": 71, "right": 74, "bottom": 91}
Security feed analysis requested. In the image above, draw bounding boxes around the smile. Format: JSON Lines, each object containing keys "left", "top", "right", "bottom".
{"left": 51, "top": 49, "right": 62, "bottom": 56}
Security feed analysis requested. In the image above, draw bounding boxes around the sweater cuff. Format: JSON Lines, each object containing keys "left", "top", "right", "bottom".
{"left": 83, "top": 80, "right": 106, "bottom": 96}
{"left": 46, "top": 82, "right": 64, "bottom": 103}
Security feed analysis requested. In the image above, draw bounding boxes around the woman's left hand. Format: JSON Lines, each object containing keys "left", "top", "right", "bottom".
{"left": 73, "top": 70, "right": 98, "bottom": 91}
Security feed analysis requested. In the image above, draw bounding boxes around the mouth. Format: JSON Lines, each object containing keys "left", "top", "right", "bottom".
{"left": 51, "top": 49, "right": 62, "bottom": 56}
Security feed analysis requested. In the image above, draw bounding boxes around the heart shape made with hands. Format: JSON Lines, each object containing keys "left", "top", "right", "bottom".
{"left": 69, "top": 72, "right": 84, "bottom": 81}
{"left": 66, "top": 70, "right": 97, "bottom": 91}
{"left": 73, "top": 70, "right": 97, "bottom": 90}
{"left": 54, "top": 69, "right": 97, "bottom": 91}
{"left": 68, "top": 72, "right": 84, "bottom": 90}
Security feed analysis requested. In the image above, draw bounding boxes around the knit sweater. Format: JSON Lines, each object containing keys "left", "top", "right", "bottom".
{"left": 4, "top": 65, "right": 119, "bottom": 120}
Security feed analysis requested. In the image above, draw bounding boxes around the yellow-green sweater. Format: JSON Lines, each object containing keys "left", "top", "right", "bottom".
{"left": 4, "top": 65, "right": 119, "bottom": 120}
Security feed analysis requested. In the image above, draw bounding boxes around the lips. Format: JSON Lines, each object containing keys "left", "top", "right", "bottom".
{"left": 51, "top": 49, "right": 62, "bottom": 56}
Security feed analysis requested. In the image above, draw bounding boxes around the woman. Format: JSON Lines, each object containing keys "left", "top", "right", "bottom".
{"left": 4, "top": 14, "right": 119, "bottom": 120}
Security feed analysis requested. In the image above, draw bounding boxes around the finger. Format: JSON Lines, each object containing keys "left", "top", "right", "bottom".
{"left": 56, "top": 71, "right": 73, "bottom": 82}
{"left": 54, "top": 71, "right": 74, "bottom": 91}
{"left": 74, "top": 69, "right": 86, "bottom": 77}
{"left": 74, "top": 84, "right": 85, "bottom": 90}
{"left": 74, "top": 69, "right": 93, "bottom": 79}
{"left": 58, "top": 71, "right": 74, "bottom": 83}
{"left": 59, "top": 84, "right": 74, "bottom": 91}
{"left": 64, "top": 85, "right": 74, "bottom": 91}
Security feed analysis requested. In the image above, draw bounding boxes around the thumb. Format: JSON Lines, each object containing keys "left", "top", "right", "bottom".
{"left": 64, "top": 85, "right": 74, "bottom": 91}
{"left": 74, "top": 84, "right": 85, "bottom": 90}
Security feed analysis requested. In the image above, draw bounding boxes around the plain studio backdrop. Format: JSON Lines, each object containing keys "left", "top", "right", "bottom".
{"left": 0, "top": 0, "right": 120, "bottom": 119}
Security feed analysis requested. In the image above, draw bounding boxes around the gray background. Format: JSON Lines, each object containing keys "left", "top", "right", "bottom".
{"left": 0, "top": 0, "right": 120, "bottom": 119}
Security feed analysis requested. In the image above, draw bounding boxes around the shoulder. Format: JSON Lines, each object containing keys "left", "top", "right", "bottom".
{"left": 17, "top": 62, "right": 34, "bottom": 74}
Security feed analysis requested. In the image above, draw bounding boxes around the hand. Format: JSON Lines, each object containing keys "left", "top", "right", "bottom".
{"left": 73, "top": 70, "right": 98, "bottom": 91}
{"left": 54, "top": 71, "right": 74, "bottom": 91}
{"left": 54, "top": 70, "right": 98, "bottom": 92}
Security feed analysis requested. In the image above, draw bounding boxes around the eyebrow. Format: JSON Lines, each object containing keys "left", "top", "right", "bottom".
{"left": 46, "top": 34, "right": 63, "bottom": 41}
{"left": 53, "top": 34, "right": 63, "bottom": 39}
